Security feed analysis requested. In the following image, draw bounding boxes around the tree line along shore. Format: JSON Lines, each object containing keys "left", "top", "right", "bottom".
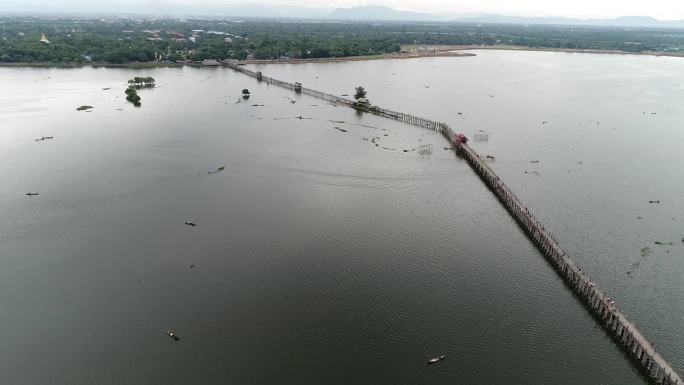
{"left": 1, "top": 17, "right": 684, "bottom": 66}
{"left": 3, "top": 45, "right": 684, "bottom": 69}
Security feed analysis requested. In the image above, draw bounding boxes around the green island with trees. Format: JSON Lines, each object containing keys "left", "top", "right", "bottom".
{"left": 128, "top": 76, "right": 156, "bottom": 88}
{"left": 1, "top": 16, "right": 683, "bottom": 66}
{"left": 125, "top": 76, "right": 155, "bottom": 106}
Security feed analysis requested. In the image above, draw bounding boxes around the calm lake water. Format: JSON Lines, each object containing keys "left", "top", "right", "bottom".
{"left": 0, "top": 50, "right": 680, "bottom": 384}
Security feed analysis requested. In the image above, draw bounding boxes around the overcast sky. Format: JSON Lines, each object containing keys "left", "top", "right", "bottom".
{"left": 1, "top": 0, "right": 684, "bottom": 20}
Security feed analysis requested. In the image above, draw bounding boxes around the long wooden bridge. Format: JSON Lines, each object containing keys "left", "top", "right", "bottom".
{"left": 224, "top": 62, "right": 681, "bottom": 385}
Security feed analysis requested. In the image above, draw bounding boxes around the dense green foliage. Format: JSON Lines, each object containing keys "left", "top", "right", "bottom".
{"left": 125, "top": 87, "right": 141, "bottom": 106}
{"left": 124, "top": 76, "right": 153, "bottom": 106}
{"left": 1, "top": 16, "right": 683, "bottom": 64}
{"left": 354, "top": 86, "right": 367, "bottom": 100}
{"left": 128, "top": 76, "right": 155, "bottom": 87}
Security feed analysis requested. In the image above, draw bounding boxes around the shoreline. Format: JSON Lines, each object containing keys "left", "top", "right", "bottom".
{"left": 0, "top": 51, "right": 475, "bottom": 69}
{"left": 2, "top": 45, "right": 682, "bottom": 69}
{"left": 414, "top": 44, "right": 684, "bottom": 58}
{"left": 0, "top": 61, "right": 196, "bottom": 69}
{"left": 239, "top": 50, "right": 476, "bottom": 65}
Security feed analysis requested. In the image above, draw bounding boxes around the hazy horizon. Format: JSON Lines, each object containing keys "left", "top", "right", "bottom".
{"left": 1, "top": 0, "right": 684, "bottom": 21}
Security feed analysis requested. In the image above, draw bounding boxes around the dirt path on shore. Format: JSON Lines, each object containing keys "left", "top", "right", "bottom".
{"left": 407, "top": 44, "right": 684, "bottom": 58}
{"left": 239, "top": 50, "right": 476, "bottom": 65}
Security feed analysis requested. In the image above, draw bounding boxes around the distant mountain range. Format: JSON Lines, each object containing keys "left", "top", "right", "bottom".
{"left": 451, "top": 15, "right": 684, "bottom": 28}
{"left": 5, "top": 3, "right": 684, "bottom": 28}
{"left": 328, "top": 6, "right": 438, "bottom": 22}
{"left": 327, "top": 6, "right": 684, "bottom": 28}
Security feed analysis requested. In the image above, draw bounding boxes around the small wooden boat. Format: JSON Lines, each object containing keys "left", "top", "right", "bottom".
{"left": 26, "top": 192, "right": 39, "bottom": 196}
{"left": 427, "top": 355, "right": 446, "bottom": 365}
{"left": 166, "top": 330, "right": 180, "bottom": 341}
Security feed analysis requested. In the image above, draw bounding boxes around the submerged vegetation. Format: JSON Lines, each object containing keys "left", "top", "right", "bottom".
{"left": 1, "top": 16, "right": 684, "bottom": 65}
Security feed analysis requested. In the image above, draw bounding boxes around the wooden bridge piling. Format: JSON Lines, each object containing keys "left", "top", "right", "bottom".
{"left": 224, "top": 62, "right": 682, "bottom": 385}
